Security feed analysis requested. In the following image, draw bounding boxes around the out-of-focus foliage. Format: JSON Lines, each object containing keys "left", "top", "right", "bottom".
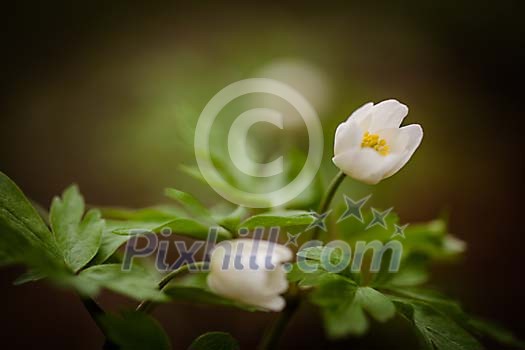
{"left": 1, "top": 165, "right": 523, "bottom": 349}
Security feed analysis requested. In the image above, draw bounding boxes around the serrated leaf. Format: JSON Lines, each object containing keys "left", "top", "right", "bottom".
{"left": 310, "top": 278, "right": 393, "bottom": 338}
{"left": 310, "top": 278, "right": 357, "bottom": 306}
{"left": 78, "top": 264, "right": 167, "bottom": 301}
{"left": 337, "top": 209, "right": 400, "bottom": 243}
{"left": 189, "top": 332, "right": 239, "bottom": 350}
{"left": 385, "top": 287, "right": 464, "bottom": 317}
{"left": 355, "top": 287, "right": 396, "bottom": 322}
{"left": 99, "top": 205, "right": 185, "bottom": 221}
{"left": 322, "top": 297, "right": 368, "bottom": 338}
{"left": 372, "top": 254, "right": 429, "bottom": 288}
{"left": 336, "top": 206, "right": 465, "bottom": 262}
{"left": 50, "top": 185, "right": 104, "bottom": 272}
{"left": 93, "top": 216, "right": 231, "bottom": 264}
{"left": 467, "top": 317, "right": 524, "bottom": 348}
{"left": 402, "top": 221, "right": 465, "bottom": 259}
{"left": 99, "top": 311, "right": 171, "bottom": 350}
{"left": 238, "top": 210, "right": 314, "bottom": 230}
{"left": 408, "top": 303, "right": 482, "bottom": 350}
{"left": 214, "top": 206, "right": 248, "bottom": 233}
{"left": 91, "top": 220, "right": 165, "bottom": 265}
{"left": 287, "top": 262, "right": 355, "bottom": 289}
{"left": 113, "top": 218, "right": 231, "bottom": 241}
{"left": 296, "top": 246, "right": 344, "bottom": 265}
{"left": 165, "top": 188, "right": 212, "bottom": 221}
{"left": 13, "top": 269, "right": 46, "bottom": 285}
{"left": 179, "top": 164, "right": 206, "bottom": 183}
{"left": 0, "top": 171, "right": 61, "bottom": 266}
{"left": 311, "top": 279, "right": 364, "bottom": 338}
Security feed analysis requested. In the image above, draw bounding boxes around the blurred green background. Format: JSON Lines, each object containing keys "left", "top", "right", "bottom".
{"left": 1, "top": 1, "right": 523, "bottom": 349}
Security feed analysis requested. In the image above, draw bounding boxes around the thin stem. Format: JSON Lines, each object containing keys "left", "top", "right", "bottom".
{"left": 258, "top": 296, "right": 300, "bottom": 350}
{"left": 81, "top": 297, "right": 106, "bottom": 330}
{"left": 80, "top": 297, "right": 118, "bottom": 349}
{"left": 311, "top": 170, "right": 346, "bottom": 240}
{"left": 258, "top": 170, "right": 347, "bottom": 349}
{"left": 136, "top": 261, "right": 205, "bottom": 313}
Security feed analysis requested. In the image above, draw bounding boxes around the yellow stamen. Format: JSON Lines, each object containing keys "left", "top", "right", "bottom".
{"left": 361, "top": 131, "right": 390, "bottom": 156}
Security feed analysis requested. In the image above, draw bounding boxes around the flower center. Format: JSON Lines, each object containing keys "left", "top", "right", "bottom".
{"left": 361, "top": 131, "right": 390, "bottom": 156}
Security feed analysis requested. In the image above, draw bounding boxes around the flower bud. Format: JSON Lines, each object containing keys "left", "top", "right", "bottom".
{"left": 207, "top": 239, "right": 292, "bottom": 311}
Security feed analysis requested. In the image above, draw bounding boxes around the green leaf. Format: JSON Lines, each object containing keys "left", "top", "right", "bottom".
{"left": 310, "top": 278, "right": 357, "bottom": 307}
{"left": 322, "top": 296, "right": 368, "bottom": 338}
{"left": 214, "top": 206, "right": 248, "bottom": 233}
{"left": 312, "top": 280, "right": 363, "bottom": 338}
{"left": 310, "top": 279, "right": 394, "bottom": 338}
{"left": 0, "top": 171, "right": 60, "bottom": 266}
{"left": 189, "top": 332, "right": 239, "bottom": 350}
{"left": 99, "top": 311, "right": 171, "bottom": 350}
{"left": 91, "top": 229, "right": 133, "bottom": 265}
{"left": 93, "top": 214, "right": 231, "bottom": 264}
{"left": 91, "top": 220, "right": 165, "bottom": 265}
{"left": 164, "top": 272, "right": 261, "bottom": 312}
{"left": 238, "top": 210, "right": 314, "bottom": 231}
{"left": 78, "top": 264, "right": 167, "bottom": 301}
{"left": 113, "top": 218, "right": 231, "bottom": 241}
{"left": 296, "top": 246, "right": 345, "bottom": 265}
{"left": 50, "top": 185, "right": 104, "bottom": 272}
{"left": 165, "top": 188, "right": 212, "bottom": 221}
{"left": 385, "top": 287, "right": 464, "bottom": 317}
{"left": 398, "top": 302, "right": 483, "bottom": 350}
{"left": 179, "top": 164, "right": 206, "bottom": 183}
{"left": 402, "top": 221, "right": 466, "bottom": 259}
{"left": 372, "top": 254, "right": 429, "bottom": 288}
{"left": 337, "top": 209, "right": 400, "bottom": 243}
{"left": 95, "top": 205, "right": 221, "bottom": 263}
{"left": 355, "top": 287, "right": 396, "bottom": 322}
{"left": 467, "top": 317, "right": 524, "bottom": 348}
{"left": 287, "top": 261, "right": 356, "bottom": 288}
{"left": 99, "top": 205, "right": 185, "bottom": 221}
{"left": 336, "top": 207, "right": 465, "bottom": 262}
{"left": 13, "top": 269, "right": 46, "bottom": 285}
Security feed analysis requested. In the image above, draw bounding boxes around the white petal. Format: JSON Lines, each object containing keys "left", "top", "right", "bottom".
{"left": 334, "top": 121, "right": 363, "bottom": 156}
{"left": 271, "top": 244, "right": 293, "bottom": 263}
{"left": 347, "top": 102, "right": 373, "bottom": 124}
{"left": 375, "top": 127, "right": 412, "bottom": 154}
{"left": 207, "top": 239, "right": 292, "bottom": 309}
{"left": 208, "top": 267, "right": 268, "bottom": 298}
{"left": 369, "top": 99, "right": 408, "bottom": 132}
{"left": 332, "top": 148, "right": 400, "bottom": 184}
{"left": 254, "top": 296, "right": 286, "bottom": 311}
{"left": 265, "top": 268, "right": 289, "bottom": 294}
{"left": 383, "top": 124, "right": 423, "bottom": 178}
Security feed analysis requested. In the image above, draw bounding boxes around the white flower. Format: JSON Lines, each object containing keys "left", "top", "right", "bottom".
{"left": 333, "top": 99, "right": 423, "bottom": 184}
{"left": 207, "top": 239, "right": 293, "bottom": 311}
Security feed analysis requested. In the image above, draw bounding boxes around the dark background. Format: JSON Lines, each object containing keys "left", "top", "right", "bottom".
{"left": 1, "top": 1, "right": 524, "bottom": 349}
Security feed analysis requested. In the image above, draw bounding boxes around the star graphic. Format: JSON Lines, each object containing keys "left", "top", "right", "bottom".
{"left": 366, "top": 207, "right": 393, "bottom": 229}
{"left": 285, "top": 232, "right": 301, "bottom": 247}
{"left": 337, "top": 194, "right": 372, "bottom": 223}
{"left": 391, "top": 224, "right": 408, "bottom": 239}
{"left": 307, "top": 210, "right": 332, "bottom": 232}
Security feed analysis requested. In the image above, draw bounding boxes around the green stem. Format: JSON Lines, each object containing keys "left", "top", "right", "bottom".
{"left": 259, "top": 170, "right": 347, "bottom": 349}
{"left": 311, "top": 170, "right": 346, "bottom": 240}
{"left": 258, "top": 296, "right": 300, "bottom": 350}
{"left": 81, "top": 297, "right": 106, "bottom": 330}
{"left": 136, "top": 261, "right": 205, "bottom": 313}
{"left": 80, "top": 297, "right": 118, "bottom": 349}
